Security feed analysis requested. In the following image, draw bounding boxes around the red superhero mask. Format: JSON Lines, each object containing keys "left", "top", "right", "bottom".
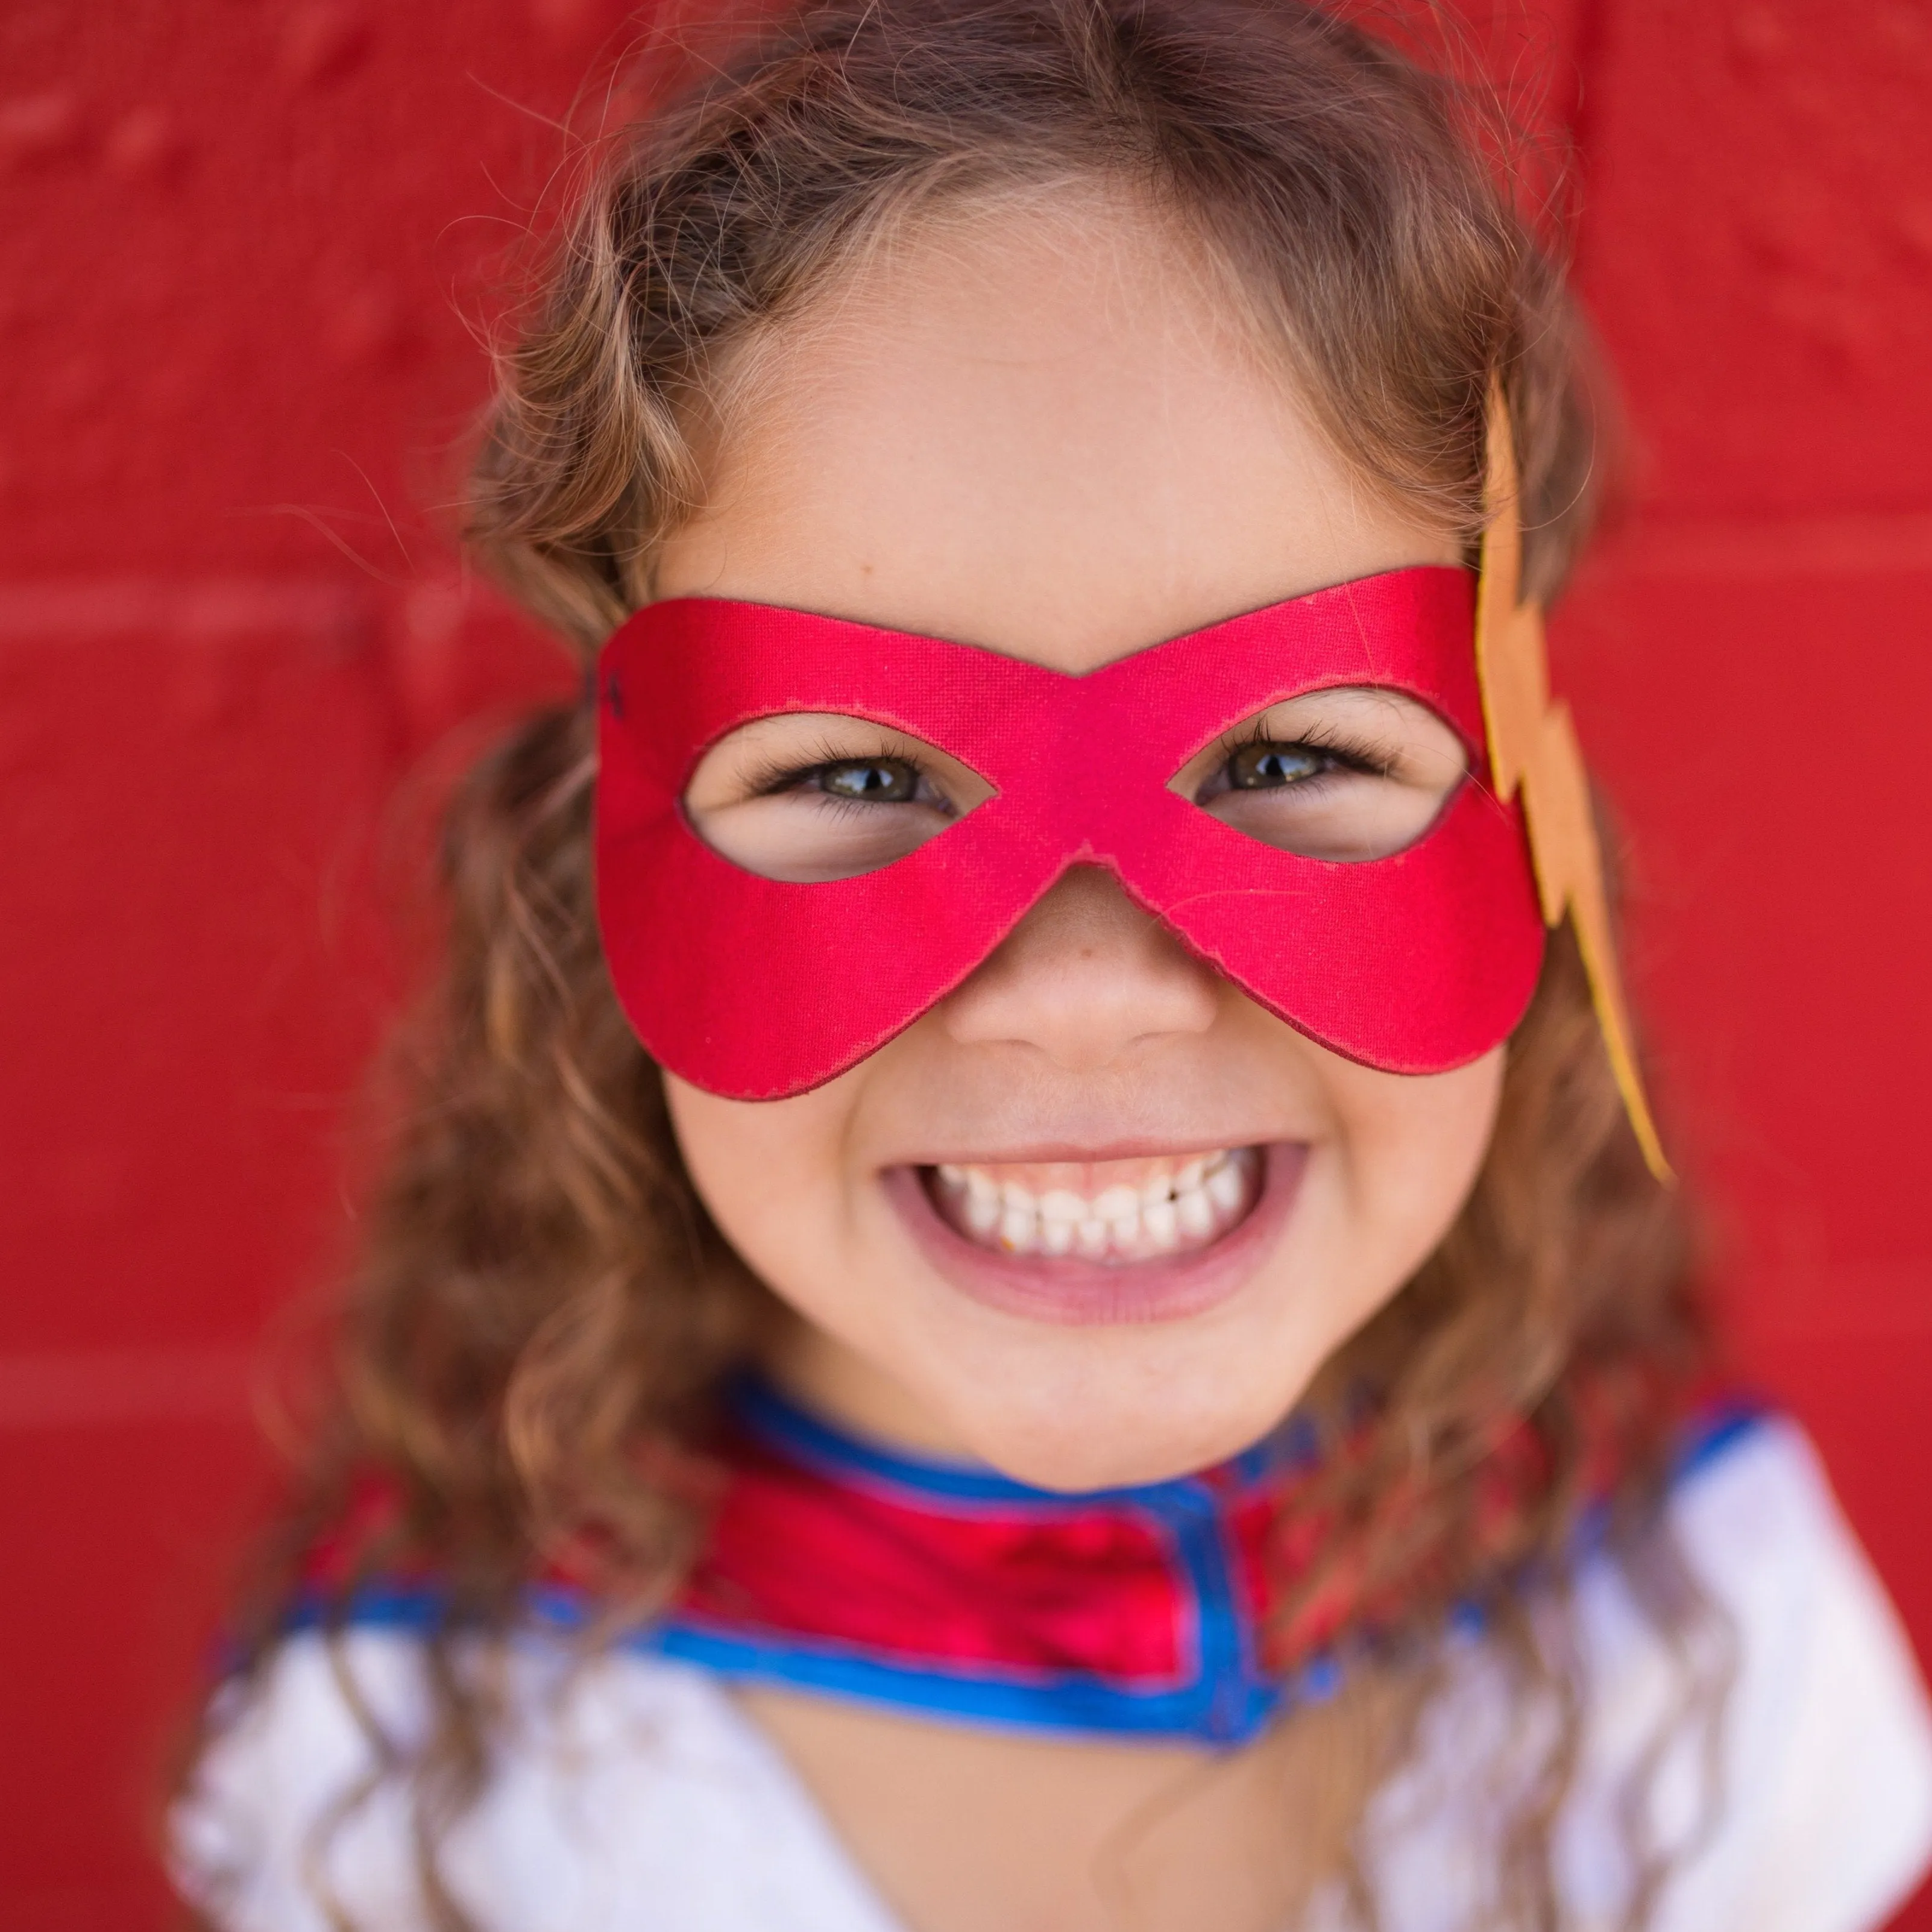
{"left": 594, "top": 564, "right": 1547, "bottom": 1101}
{"left": 594, "top": 395, "right": 1671, "bottom": 1181}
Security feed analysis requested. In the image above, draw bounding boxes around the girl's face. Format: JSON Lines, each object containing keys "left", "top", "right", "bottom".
{"left": 655, "top": 190, "right": 1501, "bottom": 1490}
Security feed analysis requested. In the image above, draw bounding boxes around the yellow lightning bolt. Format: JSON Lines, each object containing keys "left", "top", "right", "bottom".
{"left": 1476, "top": 386, "right": 1673, "bottom": 1185}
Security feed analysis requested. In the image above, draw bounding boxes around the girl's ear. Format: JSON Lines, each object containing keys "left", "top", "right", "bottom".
{"left": 1475, "top": 382, "right": 1671, "bottom": 1186}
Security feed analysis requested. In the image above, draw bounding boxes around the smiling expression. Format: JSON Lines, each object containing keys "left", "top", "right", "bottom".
{"left": 647, "top": 188, "right": 1504, "bottom": 1490}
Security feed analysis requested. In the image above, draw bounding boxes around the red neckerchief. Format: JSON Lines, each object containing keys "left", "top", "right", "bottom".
{"left": 297, "top": 1377, "right": 1757, "bottom": 1745}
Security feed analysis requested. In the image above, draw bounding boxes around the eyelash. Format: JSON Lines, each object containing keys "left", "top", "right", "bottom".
{"left": 748, "top": 742, "right": 948, "bottom": 810}
{"left": 1212, "top": 717, "right": 1396, "bottom": 781}
{"left": 747, "top": 739, "right": 879, "bottom": 790}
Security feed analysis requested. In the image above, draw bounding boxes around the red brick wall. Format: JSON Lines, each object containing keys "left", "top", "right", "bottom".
{"left": 2, "top": 3, "right": 1926, "bottom": 1925}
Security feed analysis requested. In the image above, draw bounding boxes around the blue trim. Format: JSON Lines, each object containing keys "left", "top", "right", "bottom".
{"left": 728, "top": 1374, "right": 1307, "bottom": 1515}
{"left": 649, "top": 1620, "right": 1235, "bottom": 1736}
{"left": 1672, "top": 1397, "right": 1770, "bottom": 1484}
{"left": 285, "top": 1584, "right": 449, "bottom": 1635}
{"left": 646, "top": 1593, "right": 1321, "bottom": 1745}
{"left": 1127, "top": 1479, "right": 1283, "bottom": 1743}
{"left": 283, "top": 1581, "right": 594, "bottom": 1640}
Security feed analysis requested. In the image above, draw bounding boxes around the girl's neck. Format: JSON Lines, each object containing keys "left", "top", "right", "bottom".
{"left": 761, "top": 1320, "right": 982, "bottom": 1461}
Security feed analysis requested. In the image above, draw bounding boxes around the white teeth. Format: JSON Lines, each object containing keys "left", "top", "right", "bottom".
{"left": 1206, "top": 1160, "right": 1244, "bottom": 1215}
{"left": 931, "top": 1149, "right": 1258, "bottom": 1264}
{"left": 1143, "top": 1197, "right": 1178, "bottom": 1249}
{"left": 1176, "top": 1184, "right": 1215, "bottom": 1240}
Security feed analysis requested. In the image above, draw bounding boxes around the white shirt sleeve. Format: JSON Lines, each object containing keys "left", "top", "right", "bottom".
{"left": 1624, "top": 1418, "right": 1932, "bottom": 1932}
{"left": 1367, "top": 1417, "right": 1932, "bottom": 1932}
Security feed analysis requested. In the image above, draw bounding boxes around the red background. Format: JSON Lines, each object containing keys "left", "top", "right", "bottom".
{"left": 2, "top": 2, "right": 1928, "bottom": 1925}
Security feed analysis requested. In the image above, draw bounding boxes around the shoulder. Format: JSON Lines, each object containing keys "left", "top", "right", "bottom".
{"left": 174, "top": 1624, "right": 901, "bottom": 1932}
{"left": 1376, "top": 1412, "right": 1932, "bottom": 1932}
{"left": 1613, "top": 1412, "right": 1932, "bottom": 1932}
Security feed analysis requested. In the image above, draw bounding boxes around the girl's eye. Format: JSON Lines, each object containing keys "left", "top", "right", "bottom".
{"left": 1171, "top": 688, "right": 1467, "bottom": 864}
{"left": 682, "top": 712, "right": 996, "bottom": 884}
{"left": 814, "top": 758, "right": 920, "bottom": 803}
{"left": 1226, "top": 742, "right": 1328, "bottom": 790}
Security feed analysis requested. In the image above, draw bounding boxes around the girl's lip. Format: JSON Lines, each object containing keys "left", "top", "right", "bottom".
{"left": 881, "top": 1142, "right": 1308, "bottom": 1327}
{"left": 896, "top": 1137, "right": 1254, "bottom": 1166}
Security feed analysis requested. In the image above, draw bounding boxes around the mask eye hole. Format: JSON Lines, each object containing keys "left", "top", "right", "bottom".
{"left": 684, "top": 712, "right": 995, "bottom": 882}
{"left": 1170, "top": 686, "right": 1468, "bottom": 863}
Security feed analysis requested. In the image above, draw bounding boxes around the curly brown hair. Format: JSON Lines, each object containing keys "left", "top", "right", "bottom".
{"left": 181, "top": 2, "right": 1726, "bottom": 1927}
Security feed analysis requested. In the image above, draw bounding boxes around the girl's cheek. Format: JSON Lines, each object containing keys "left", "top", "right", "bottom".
{"left": 1334, "top": 1048, "right": 1504, "bottom": 1256}
{"left": 661, "top": 1071, "right": 861, "bottom": 1270}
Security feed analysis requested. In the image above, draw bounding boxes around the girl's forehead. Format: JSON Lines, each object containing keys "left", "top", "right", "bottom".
{"left": 655, "top": 197, "right": 1459, "bottom": 676}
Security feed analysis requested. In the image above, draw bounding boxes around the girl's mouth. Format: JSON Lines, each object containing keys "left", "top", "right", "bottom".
{"left": 883, "top": 1143, "right": 1304, "bottom": 1326}
{"left": 928, "top": 1148, "right": 1260, "bottom": 1263}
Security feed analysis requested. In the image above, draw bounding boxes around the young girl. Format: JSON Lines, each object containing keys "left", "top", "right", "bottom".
{"left": 174, "top": 1, "right": 1932, "bottom": 1927}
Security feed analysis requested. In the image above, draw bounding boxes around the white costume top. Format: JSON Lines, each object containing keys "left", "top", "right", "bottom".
{"left": 177, "top": 1417, "right": 1932, "bottom": 1931}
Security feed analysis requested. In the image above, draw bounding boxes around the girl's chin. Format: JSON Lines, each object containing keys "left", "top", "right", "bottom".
{"left": 879, "top": 1142, "right": 1308, "bottom": 1327}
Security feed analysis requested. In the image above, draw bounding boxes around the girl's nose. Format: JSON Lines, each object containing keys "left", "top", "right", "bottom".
{"left": 938, "top": 866, "right": 1221, "bottom": 1069}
